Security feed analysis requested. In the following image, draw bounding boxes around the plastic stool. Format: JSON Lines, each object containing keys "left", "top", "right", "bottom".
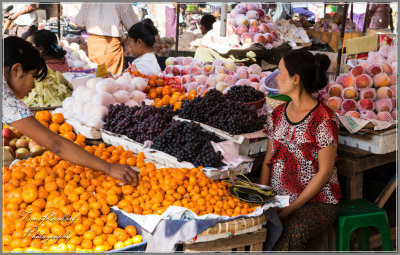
{"left": 335, "top": 199, "right": 392, "bottom": 251}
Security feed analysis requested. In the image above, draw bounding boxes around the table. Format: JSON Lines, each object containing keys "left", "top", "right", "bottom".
{"left": 336, "top": 144, "right": 397, "bottom": 199}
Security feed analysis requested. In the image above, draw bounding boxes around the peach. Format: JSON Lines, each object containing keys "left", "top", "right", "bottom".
{"left": 264, "top": 43, "right": 273, "bottom": 49}
{"left": 345, "top": 111, "right": 361, "bottom": 119}
{"left": 216, "top": 73, "right": 228, "bottom": 83}
{"left": 326, "top": 97, "right": 343, "bottom": 111}
{"left": 194, "top": 75, "right": 208, "bottom": 85}
{"left": 355, "top": 74, "right": 373, "bottom": 89}
{"left": 328, "top": 84, "right": 343, "bottom": 97}
{"left": 336, "top": 74, "right": 355, "bottom": 88}
{"left": 173, "top": 57, "right": 184, "bottom": 65}
{"left": 246, "top": 10, "right": 259, "bottom": 20}
{"left": 373, "top": 72, "right": 391, "bottom": 88}
{"left": 180, "top": 66, "right": 190, "bottom": 76}
{"left": 236, "top": 25, "right": 249, "bottom": 36}
{"left": 366, "top": 64, "right": 382, "bottom": 77}
{"left": 248, "top": 64, "right": 262, "bottom": 75}
{"left": 249, "top": 19, "right": 259, "bottom": 27}
{"left": 264, "top": 33, "right": 273, "bottom": 43}
{"left": 165, "top": 57, "right": 175, "bottom": 66}
{"left": 335, "top": 110, "right": 346, "bottom": 116}
{"left": 224, "top": 75, "right": 238, "bottom": 85}
{"left": 375, "top": 99, "right": 393, "bottom": 112}
{"left": 183, "top": 57, "right": 194, "bottom": 66}
{"left": 236, "top": 16, "right": 249, "bottom": 26}
{"left": 202, "top": 65, "right": 214, "bottom": 75}
{"left": 235, "top": 69, "right": 248, "bottom": 79}
{"left": 216, "top": 82, "right": 229, "bottom": 92}
{"left": 235, "top": 79, "right": 252, "bottom": 86}
{"left": 380, "top": 62, "right": 392, "bottom": 75}
{"left": 181, "top": 75, "right": 193, "bottom": 84}
{"left": 249, "top": 25, "right": 259, "bottom": 35}
{"left": 390, "top": 85, "right": 397, "bottom": 97}
{"left": 259, "top": 23, "right": 269, "bottom": 33}
{"left": 192, "top": 59, "right": 204, "bottom": 67}
{"left": 342, "top": 87, "right": 358, "bottom": 100}
{"left": 197, "top": 85, "right": 206, "bottom": 95}
{"left": 360, "top": 110, "right": 377, "bottom": 120}
{"left": 212, "top": 59, "right": 225, "bottom": 68}
{"left": 235, "top": 4, "right": 247, "bottom": 14}
{"left": 376, "top": 87, "right": 393, "bottom": 99}
{"left": 205, "top": 75, "right": 217, "bottom": 87}
{"left": 357, "top": 98, "right": 375, "bottom": 111}
{"left": 359, "top": 88, "right": 377, "bottom": 100}
{"left": 189, "top": 65, "right": 202, "bottom": 76}
{"left": 391, "top": 98, "right": 396, "bottom": 109}
{"left": 245, "top": 3, "right": 259, "bottom": 11}
{"left": 240, "top": 32, "right": 254, "bottom": 44}
{"left": 389, "top": 75, "right": 397, "bottom": 86}
{"left": 215, "top": 66, "right": 227, "bottom": 74}
{"left": 254, "top": 33, "right": 266, "bottom": 44}
{"left": 251, "top": 82, "right": 261, "bottom": 90}
{"left": 249, "top": 74, "right": 260, "bottom": 82}
{"left": 172, "top": 65, "right": 181, "bottom": 76}
{"left": 270, "top": 30, "right": 280, "bottom": 40}
{"left": 391, "top": 110, "right": 397, "bottom": 120}
{"left": 351, "top": 65, "right": 364, "bottom": 77}
{"left": 256, "top": 9, "right": 265, "bottom": 17}
{"left": 377, "top": 111, "right": 394, "bottom": 122}
{"left": 341, "top": 99, "right": 357, "bottom": 112}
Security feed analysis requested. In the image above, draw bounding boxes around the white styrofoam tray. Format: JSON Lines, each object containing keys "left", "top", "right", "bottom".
{"left": 65, "top": 118, "right": 102, "bottom": 139}
{"left": 338, "top": 128, "right": 397, "bottom": 154}
{"left": 101, "top": 130, "right": 144, "bottom": 154}
{"left": 173, "top": 117, "right": 268, "bottom": 156}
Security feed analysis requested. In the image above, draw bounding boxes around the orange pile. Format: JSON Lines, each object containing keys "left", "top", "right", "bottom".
{"left": 34, "top": 111, "right": 85, "bottom": 147}
{"left": 117, "top": 153, "right": 259, "bottom": 217}
{"left": 3, "top": 144, "right": 143, "bottom": 252}
{"left": 152, "top": 90, "right": 198, "bottom": 111}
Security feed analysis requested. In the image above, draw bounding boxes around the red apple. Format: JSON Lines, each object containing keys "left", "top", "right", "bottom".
{"left": 3, "top": 127, "right": 14, "bottom": 140}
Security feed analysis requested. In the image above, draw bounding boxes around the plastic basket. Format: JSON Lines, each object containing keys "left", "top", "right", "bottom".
{"left": 244, "top": 96, "right": 266, "bottom": 109}
{"left": 262, "top": 69, "right": 279, "bottom": 95}
{"left": 108, "top": 240, "right": 147, "bottom": 253}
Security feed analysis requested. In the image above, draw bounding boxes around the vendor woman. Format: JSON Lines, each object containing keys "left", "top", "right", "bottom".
{"left": 32, "top": 29, "right": 69, "bottom": 73}
{"left": 260, "top": 49, "right": 341, "bottom": 251}
{"left": 127, "top": 19, "right": 161, "bottom": 76}
{"left": 3, "top": 36, "right": 137, "bottom": 186}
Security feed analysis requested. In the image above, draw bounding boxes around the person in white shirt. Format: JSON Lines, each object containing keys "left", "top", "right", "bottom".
{"left": 75, "top": 3, "right": 139, "bottom": 75}
{"left": 4, "top": 3, "right": 38, "bottom": 43}
{"left": 127, "top": 19, "right": 161, "bottom": 76}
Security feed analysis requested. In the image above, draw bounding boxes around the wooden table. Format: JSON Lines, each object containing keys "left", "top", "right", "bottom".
{"left": 336, "top": 144, "right": 397, "bottom": 199}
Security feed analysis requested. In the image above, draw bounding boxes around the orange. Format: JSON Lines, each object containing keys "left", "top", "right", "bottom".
{"left": 8, "top": 190, "right": 23, "bottom": 204}
{"left": 51, "top": 113, "right": 64, "bottom": 124}
{"left": 121, "top": 185, "right": 134, "bottom": 195}
{"left": 125, "top": 225, "right": 137, "bottom": 237}
{"left": 81, "top": 239, "right": 93, "bottom": 249}
{"left": 59, "top": 123, "right": 73, "bottom": 134}
{"left": 83, "top": 230, "right": 96, "bottom": 240}
{"left": 113, "top": 228, "right": 128, "bottom": 242}
{"left": 51, "top": 224, "right": 66, "bottom": 236}
{"left": 63, "top": 132, "right": 76, "bottom": 141}
{"left": 93, "top": 236, "right": 104, "bottom": 246}
{"left": 35, "top": 111, "right": 51, "bottom": 122}
{"left": 106, "top": 193, "right": 119, "bottom": 206}
{"left": 49, "top": 123, "right": 60, "bottom": 133}
{"left": 74, "top": 224, "right": 88, "bottom": 235}
{"left": 132, "top": 235, "right": 143, "bottom": 244}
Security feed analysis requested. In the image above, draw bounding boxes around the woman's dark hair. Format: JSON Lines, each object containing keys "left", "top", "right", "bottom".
{"left": 200, "top": 14, "right": 216, "bottom": 32}
{"left": 32, "top": 29, "right": 66, "bottom": 59}
{"left": 4, "top": 36, "right": 47, "bottom": 81}
{"left": 282, "top": 49, "right": 331, "bottom": 94}
{"left": 128, "top": 19, "right": 158, "bottom": 47}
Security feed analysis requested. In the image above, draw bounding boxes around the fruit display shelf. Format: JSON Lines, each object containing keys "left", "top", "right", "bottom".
{"left": 101, "top": 129, "right": 145, "bottom": 155}
{"left": 173, "top": 116, "right": 268, "bottom": 157}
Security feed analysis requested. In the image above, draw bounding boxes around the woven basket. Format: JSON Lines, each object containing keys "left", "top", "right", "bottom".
{"left": 265, "top": 97, "right": 286, "bottom": 110}
{"left": 198, "top": 214, "right": 267, "bottom": 236}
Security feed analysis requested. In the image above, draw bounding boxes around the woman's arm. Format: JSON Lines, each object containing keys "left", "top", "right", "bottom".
{"left": 278, "top": 143, "right": 337, "bottom": 219}
{"left": 260, "top": 139, "right": 272, "bottom": 185}
{"left": 11, "top": 116, "right": 138, "bottom": 185}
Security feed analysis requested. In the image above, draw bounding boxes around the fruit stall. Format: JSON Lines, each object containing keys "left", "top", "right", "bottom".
{"left": 2, "top": 2, "right": 398, "bottom": 252}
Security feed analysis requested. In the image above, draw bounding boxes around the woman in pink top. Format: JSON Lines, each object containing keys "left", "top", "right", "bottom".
{"left": 32, "top": 30, "right": 70, "bottom": 73}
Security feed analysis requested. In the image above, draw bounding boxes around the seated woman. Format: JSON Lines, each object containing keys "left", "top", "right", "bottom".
{"left": 260, "top": 49, "right": 341, "bottom": 251}
{"left": 199, "top": 14, "right": 216, "bottom": 35}
{"left": 127, "top": 19, "right": 161, "bottom": 76}
{"left": 32, "top": 29, "right": 69, "bottom": 73}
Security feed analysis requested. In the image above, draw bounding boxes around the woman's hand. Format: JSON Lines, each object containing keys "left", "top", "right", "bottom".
{"left": 106, "top": 164, "right": 138, "bottom": 186}
{"left": 277, "top": 205, "right": 296, "bottom": 220}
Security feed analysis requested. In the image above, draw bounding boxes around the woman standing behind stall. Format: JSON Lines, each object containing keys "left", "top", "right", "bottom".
{"left": 32, "top": 29, "right": 69, "bottom": 73}
{"left": 260, "top": 49, "right": 341, "bottom": 251}
{"left": 127, "top": 19, "right": 161, "bottom": 76}
{"left": 3, "top": 36, "right": 137, "bottom": 185}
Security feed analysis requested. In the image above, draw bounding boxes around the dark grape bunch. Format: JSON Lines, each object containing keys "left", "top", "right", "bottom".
{"left": 226, "top": 85, "right": 265, "bottom": 103}
{"left": 103, "top": 102, "right": 174, "bottom": 143}
{"left": 151, "top": 120, "right": 225, "bottom": 167}
{"left": 179, "top": 89, "right": 265, "bottom": 135}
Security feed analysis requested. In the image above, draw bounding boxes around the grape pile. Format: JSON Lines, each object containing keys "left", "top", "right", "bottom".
{"left": 103, "top": 102, "right": 174, "bottom": 143}
{"left": 178, "top": 89, "right": 265, "bottom": 134}
{"left": 226, "top": 85, "right": 265, "bottom": 103}
{"left": 151, "top": 121, "right": 225, "bottom": 167}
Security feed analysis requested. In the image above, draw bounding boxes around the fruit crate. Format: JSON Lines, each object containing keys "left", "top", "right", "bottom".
{"left": 65, "top": 118, "right": 102, "bottom": 139}
{"left": 338, "top": 128, "right": 397, "bottom": 154}
{"left": 173, "top": 117, "right": 268, "bottom": 156}
{"left": 101, "top": 130, "right": 144, "bottom": 154}
{"left": 108, "top": 240, "right": 147, "bottom": 253}
{"left": 143, "top": 147, "right": 253, "bottom": 180}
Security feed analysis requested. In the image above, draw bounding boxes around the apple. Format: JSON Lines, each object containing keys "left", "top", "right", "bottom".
{"left": 3, "top": 127, "right": 14, "bottom": 140}
{"left": 3, "top": 146, "right": 15, "bottom": 162}
{"left": 28, "top": 140, "right": 39, "bottom": 149}
{"left": 30, "top": 145, "right": 46, "bottom": 157}
{"left": 16, "top": 147, "right": 29, "bottom": 160}
{"left": 8, "top": 138, "right": 18, "bottom": 150}
{"left": 16, "top": 138, "right": 28, "bottom": 149}
{"left": 3, "top": 138, "right": 9, "bottom": 146}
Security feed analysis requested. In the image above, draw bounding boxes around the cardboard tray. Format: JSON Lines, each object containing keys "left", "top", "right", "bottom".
{"left": 65, "top": 118, "right": 102, "bottom": 139}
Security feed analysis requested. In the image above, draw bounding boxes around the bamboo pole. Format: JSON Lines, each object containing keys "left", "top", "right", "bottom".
{"left": 335, "top": 3, "right": 349, "bottom": 76}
